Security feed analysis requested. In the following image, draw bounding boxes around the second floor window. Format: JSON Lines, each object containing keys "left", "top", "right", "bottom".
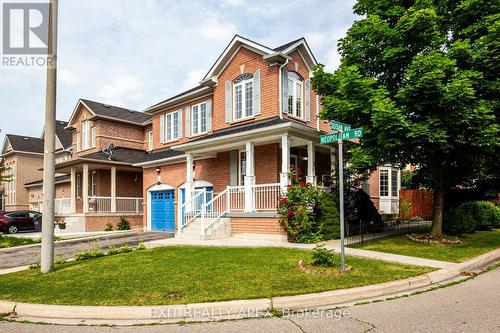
{"left": 148, "top": 131, "right": 153, "bottom": 150}
{"left": 380, "top": 169, "right": 389, "bottom": 197}
{"left": 233, "top": 74, "right": 253, "bottom": 120}
{"left": 166, "top": 110, "right": 181, "bottom": 141}
{"left": 192, "top": 102, "right": 208, "bottom": 135}
{"left": 287, "top": 72, "right": 303, "bottom": 118}
{"left": 81, "top": 120, "right": 90, "bottom": 150}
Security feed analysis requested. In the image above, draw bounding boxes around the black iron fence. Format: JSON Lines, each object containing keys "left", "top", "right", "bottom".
{"left": 344, "top": 219, "right": 432, "bottom": 247}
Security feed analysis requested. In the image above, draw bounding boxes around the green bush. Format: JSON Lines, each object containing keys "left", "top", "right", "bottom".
{"left": 444, "top": 201, "right": 500, "bottom": 235}
{"left": 311, "top": 244, "right": 335, "bottom": 267}
{"left": 117, "top": 217, "right": 131, "bottom": 230}
{"left": 104, "top": 222, "right": 113, "bottom": 231}
{"left": 119, "top": 244, "right": 132, "bottom": 253}
{"left": 74, "top": 249, "right": 105, "bottom": 261}
{"left": 107, "top": 245, "right": 120, "bottom": 255}
{"left": 315, "top": 193, "right": 340, "bottom": 240}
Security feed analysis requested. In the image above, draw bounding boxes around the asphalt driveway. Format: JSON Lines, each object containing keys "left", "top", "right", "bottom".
{"left": 0, "top": 231, "right": 173, "bottom": 269}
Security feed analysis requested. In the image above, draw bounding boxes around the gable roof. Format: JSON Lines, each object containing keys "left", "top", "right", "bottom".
{"left": 2, "top": 134, "right": 44, "bottom": 156}
{"left": 273, "top": 37, "right": 305, "bottom": 52}
{"left": 67, "top": 99, "right": 152, "bottom": 128}
{"left": 55, "top": 120, "right": 72, "bottom": 149}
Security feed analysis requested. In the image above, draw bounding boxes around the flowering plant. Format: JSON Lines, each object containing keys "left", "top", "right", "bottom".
{"left": 278, "top": 165, "right": 321, "bottom": 243}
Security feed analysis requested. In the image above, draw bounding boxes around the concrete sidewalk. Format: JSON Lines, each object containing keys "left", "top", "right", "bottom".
{"left": 146, "top": 237, "right": 455, "bottom": 269}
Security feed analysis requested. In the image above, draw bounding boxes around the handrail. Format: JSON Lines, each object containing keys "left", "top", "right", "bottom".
{"left": 201, "top": 187, "right": 229, "bottom": 233}
{"left": 180, "top": 189, "right": 204, "bottom": 231}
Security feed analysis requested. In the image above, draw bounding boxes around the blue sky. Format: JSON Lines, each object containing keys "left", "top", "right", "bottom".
{"left": 0, "top": 0, "right": 358, "bottom": 142}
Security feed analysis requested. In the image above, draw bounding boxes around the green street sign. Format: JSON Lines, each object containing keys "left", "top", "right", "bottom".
{"left": 320, "top": 128, "right": 363, "bottom": 144}
{"left": 330, "top": 120, "right": 351, "bottom": 132}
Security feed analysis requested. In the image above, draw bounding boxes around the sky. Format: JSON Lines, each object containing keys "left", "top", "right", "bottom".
{"left": 0, "top": 0, "right": 358, "bottom": 143}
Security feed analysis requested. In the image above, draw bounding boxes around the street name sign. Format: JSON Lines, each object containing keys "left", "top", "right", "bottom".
{"left": 330, "top": 120, "right": 351, "bottom": 132}
{"left": 320, "top": 128, "right": 363, "bottom": 144}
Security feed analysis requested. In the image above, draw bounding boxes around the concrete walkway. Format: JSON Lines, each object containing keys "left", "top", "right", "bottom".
{"left": 146, "top": 237, "right": 456, "bottom": 269}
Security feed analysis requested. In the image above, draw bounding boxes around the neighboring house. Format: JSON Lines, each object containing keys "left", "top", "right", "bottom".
{"left": 134, "top": 35, "right": 336, "bottom": 241}
{"left": 364, "top": 165, "right": 401, "bottom": 215}
{"left": 0, "top": 120, "right": 73, "bottom": 212}
{"left": 51, "top": 99, "right": 151, "bottom": 232}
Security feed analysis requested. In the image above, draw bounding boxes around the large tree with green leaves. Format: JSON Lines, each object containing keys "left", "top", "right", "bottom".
{"left": 313, "top": 0, "right": 499, "bottom": 236}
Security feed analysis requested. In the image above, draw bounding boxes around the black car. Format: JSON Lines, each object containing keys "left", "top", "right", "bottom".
{"left": 0, "top": 210, "right": 42, "bottom": 234}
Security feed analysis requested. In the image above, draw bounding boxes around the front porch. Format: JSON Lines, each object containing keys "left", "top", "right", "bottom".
{"left": 173, "top": 130, "right": 334, "bottom": 240}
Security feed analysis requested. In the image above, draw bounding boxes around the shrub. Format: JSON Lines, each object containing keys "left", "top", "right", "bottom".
{"left": 311, "top": 244, "right": 335, "bottom": 267}
{"left": 74, "top": 249, "right": 105, "bottom": 261}
{"left": 136, "top": 242, "right": 146, "bottom": 250}
{"left": 117, "top": 217, "right": 131, "bottom": 230}
{"left": 119, "top": 244, "right": 132, "bottom": 253}
{"left": 104, "top": 222, "right": 113, "bottom": 231}
{"left": 107, "top": 245, "right": 120, "bottom": 255}
{"left": 315, "top": 193, "right": 340, "bottom": 240}
{"left": 444, "top": 201, "right": 500, "bottom": 235}
{"left": 55, "top": 257, "right": 68, "bottom": 265}
{"left": 278, "top": 165, "right": 320, "bottom": 243}
{"left": 28, "top": 263, "right": 40, "bottom": 270}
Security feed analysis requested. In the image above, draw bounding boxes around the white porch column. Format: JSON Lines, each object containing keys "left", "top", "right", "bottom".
{"left": 70, "top": 167, "right": 76, "bottom": 213}
{"left": 185, "top": 153, "right": 194, "bottom": 210}
{"left": 82, "top": 164, "right": 89, "bottom": 213}
{"left": 244, "top": 141, "right": 256, "bottom": 212}
{"left": 111, "top": 166, "right": 116, "bottom": 213}
{"left": 306, "top": 141, "right": 317, "bottom": 185}
{"left": 280, "top": 134, "right": 290, "bottom": 192}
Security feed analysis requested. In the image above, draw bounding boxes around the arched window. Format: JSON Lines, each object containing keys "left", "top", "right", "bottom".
{"left": 287, "top": 71, "right": 303, "bottom": 118}
{"left": 233, "top": 74, "right": 253, "bottom": 120}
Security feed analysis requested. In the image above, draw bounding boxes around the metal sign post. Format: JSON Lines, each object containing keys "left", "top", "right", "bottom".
{"left": 320, "top": 121, "right": 364, "bottom": 273}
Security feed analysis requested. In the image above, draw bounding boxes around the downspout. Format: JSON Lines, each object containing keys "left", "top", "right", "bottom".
{"left": 278, "top": 58, "right": 289, "bottom": 119}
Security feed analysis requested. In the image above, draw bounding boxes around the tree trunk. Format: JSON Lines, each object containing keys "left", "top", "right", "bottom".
{"left": 430, "top": 190, "right": 445, "bottom": 237}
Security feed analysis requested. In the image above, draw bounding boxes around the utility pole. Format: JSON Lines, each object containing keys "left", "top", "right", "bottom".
{"left": 41, "top": 0, "right": 58, "bottom": 273}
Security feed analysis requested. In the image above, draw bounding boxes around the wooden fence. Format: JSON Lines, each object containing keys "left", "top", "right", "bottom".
{"left": 400, "top": 189, "right": 434, "bottom": 219}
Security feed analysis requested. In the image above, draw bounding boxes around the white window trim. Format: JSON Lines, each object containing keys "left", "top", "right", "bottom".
{"left": 164, "top": 109, "right": 182, "bottom": 142}
{"left": 76, "top": 173, "right": 81, "bottom": 198}
{"left": 76, "top": 133, "right": 81, "bottom": 151}
{"left": 90, "top": 171, "right": 97, "bottom": 196}
{"left": 91, "top": 127, "right": 96, "bottom": 148}
{"left": 191, "top": 101, "right": 209, "bottom": 136}
{"left": 288, "top": 73, "right": 303, "bottom": 119}
{"left": 148, "top": 131, "right": 153, "bottom": 151}
{"left": 81, "top": 120, "right": 91, "bottom": 150}
{"left": 233, "top": 75, "right": 254, "bottom": 121}
{"left": 379, "top": 167, "right": 400, "bottom": 198}
{"left": 238, "top": 149, "right": 246, "bottom": 186}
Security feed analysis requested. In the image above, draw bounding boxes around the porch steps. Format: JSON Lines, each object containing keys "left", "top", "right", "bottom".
{"left": 177, "top": 218, "right": 231, "bottom": 240}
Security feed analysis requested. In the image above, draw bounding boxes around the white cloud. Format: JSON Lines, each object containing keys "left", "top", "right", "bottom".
{"left": 96, "top": 75, "right": 143, "bottom": 106}
{"left": 59, "top": 68, "right": 79, "bottom": 85}
{"left": 199, "top": 16, "right": 236, "bottom": 41}
{"left": 182, "top": 69, "right": 206, "bottom": 89}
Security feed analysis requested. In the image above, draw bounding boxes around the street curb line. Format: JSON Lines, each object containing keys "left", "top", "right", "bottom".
{"left": 0, "top": 230, "right": 139, "bottom": 253}
{"left": 0, "top": 248, "right": 498, "bottom": 326}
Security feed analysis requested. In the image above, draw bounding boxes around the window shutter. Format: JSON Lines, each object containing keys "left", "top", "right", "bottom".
{"left": 178, "top": 110, "right": 183, "bottom": 138}
{"left": 185, "top": 106, "right": 191, "bottom": 137}
{"left": 281, "top": 67, "right": 288, "bottom": 114}
{"left": 229, "top": 150, "right": 238, "bottom": 186}
{"left": 207, "top": 100, "right": 212, "bottom": 131}
{"left": 159, "top": 114, "right": 165, "bottom": 143}
{"left": 305, "top": 79, "right": 311, "bottom": 121}
{"left": 225, "top": 81, "right": 232, "bottom": 123}
{"left": 91, "top": 127, "right": 96, "bottom": 147}
{"left": 253, "top": 69, "right": 261, "bottom": 115}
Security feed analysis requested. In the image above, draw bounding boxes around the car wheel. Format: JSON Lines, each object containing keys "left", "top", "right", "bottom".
{"left": 6, "top": 225, "right": 18, "bottom": 234}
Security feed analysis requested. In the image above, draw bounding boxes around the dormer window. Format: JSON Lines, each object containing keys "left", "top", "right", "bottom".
{"left": 287, "top": 71, "right": 303, "bottom": 118}
{"left": 233, "top": 74, "right": 254, "bottom": 120}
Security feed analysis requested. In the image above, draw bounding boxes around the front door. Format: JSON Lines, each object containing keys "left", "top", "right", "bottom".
{"left": 150, "top": 190, "right": 175, "bottom": 232}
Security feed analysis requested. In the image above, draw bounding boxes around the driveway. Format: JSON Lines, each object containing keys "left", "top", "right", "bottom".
{"left": 0, "top": 231, "right": 172, "bottom": 269}
{"left": 0, "top": 264, "right": 498, "bottom": 332}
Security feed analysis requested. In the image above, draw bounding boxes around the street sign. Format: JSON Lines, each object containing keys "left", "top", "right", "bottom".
{"left": 320, "top": 128, "right": 363, "bottom": 144}
{"left": 330, "top": 120, "right": 351, "bottom": 132}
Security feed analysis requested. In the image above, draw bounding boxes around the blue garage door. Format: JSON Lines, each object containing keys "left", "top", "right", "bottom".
{"left": 151, "top": 190, "right": 175, "bottom": 232}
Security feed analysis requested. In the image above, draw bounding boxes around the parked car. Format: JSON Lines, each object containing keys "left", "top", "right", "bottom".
{"left": 0, "top": 210, "right": 42, "bottom": 234}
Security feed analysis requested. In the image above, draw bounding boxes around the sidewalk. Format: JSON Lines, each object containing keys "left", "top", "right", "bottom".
{"left": 146, "top": 237, "right": 456, "bottom": 269}
{"left": 4, "top": 230, "right": 135, "bottom": 240}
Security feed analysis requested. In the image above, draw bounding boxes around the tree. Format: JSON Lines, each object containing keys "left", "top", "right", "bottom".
{"left": 313, "top": 0, "right": 499, "bottom": 236}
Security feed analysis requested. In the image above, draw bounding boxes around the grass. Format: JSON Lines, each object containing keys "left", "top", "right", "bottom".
{"left": 0, "top": 246, "right": 433, "bottom": 306}
{"left": 0, "top": 235, "right": 40, "bottom": 248}
{"left": 353, "top": 229, "right": 500, "bottom": 263}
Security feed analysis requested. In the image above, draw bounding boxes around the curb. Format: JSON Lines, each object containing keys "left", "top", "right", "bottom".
{"left": 0, "top": 247, "right": 498, "bottom": 326}
{"left": 0, "top": 230, "right": 139, "bottom": 253}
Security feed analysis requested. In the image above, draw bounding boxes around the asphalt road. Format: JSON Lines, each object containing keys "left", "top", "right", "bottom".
{"left": 0, "top": 266, "right": 498, "bottom": 332}
{"left": 0, "top": 232, "right": 172, "bottom": 269}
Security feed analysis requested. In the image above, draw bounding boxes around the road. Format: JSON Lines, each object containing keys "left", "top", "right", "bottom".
{"left": 0, "top": 266, "right": 498, "bottom": 332}
{"left": 0, "top": 232, "right": 172, "bottom": 269}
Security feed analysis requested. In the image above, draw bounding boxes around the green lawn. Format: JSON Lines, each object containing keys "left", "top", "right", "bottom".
{"left": 353, "top": 230, "right": 500, "bottom": 263}
{"left": 0, "top": 246, "right": 432, "bottom": 306}
{"left": 0, "top": 235, "right": 40, "bottom": 248}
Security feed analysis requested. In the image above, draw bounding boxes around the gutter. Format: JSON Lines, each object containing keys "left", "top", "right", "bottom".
{"left": 132, "top": 155, "right": 186, "bottom": 168}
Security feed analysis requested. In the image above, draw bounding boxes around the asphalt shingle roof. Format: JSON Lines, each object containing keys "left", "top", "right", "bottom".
{"left": 273, "top": 37, "right": 304, "bottom": 52}
{"left": 80, "top": 147, "right": 151, "bottom": 164}
{"left": 136, "top": 148, "right": 185, "bottom": 163}
{"left": 81, "top": 99, "right": 151, "bottom": 125}
{"left": 25, "top": 175, "right": 70, "bottom": 187}
{"left": 55, "top": 120, "right": 72, "bottom": 149}
{"left": 5, "top": 134, "right": 44, "bottom": 154}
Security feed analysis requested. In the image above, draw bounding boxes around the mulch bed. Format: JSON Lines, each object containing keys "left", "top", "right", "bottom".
{"left": 405, "top": 233, "right": 461, "bottom": 245}
{"left": 298, "top": 259, "right": 353, "bottom": 276}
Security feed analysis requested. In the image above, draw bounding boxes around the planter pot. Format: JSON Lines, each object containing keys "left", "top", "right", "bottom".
{"left": 58, "top": 224, "right": 66, "bottom": 230}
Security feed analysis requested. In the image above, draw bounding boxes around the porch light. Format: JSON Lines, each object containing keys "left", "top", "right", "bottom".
{"left": 156, "top": 167, "right": 160, "bottom": 173}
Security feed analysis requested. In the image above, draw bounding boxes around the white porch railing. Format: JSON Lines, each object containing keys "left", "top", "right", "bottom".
{"left": 201, "top": 188, "right": 229, "bottom": 233}
{"left": 228, "top": 186, "right": 245, "bottom": 211}
{"left": 180, "top": 189, "right": 205, "bottom": 230}
{"left": 253, "top": 183, "right": 280, "bottom": 211}
{"left": 88, "top": 196, "right": 143, "bottom": 213}
{"left": 54, "top": 198, "right": 72, "bottom": 214}
{"left": 116, "top": 197, "right": 143, "bottom": 213}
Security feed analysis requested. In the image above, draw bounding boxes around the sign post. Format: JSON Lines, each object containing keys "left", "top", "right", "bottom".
{"left": 320, "top": 121, "right": 363, "bottom": 273}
